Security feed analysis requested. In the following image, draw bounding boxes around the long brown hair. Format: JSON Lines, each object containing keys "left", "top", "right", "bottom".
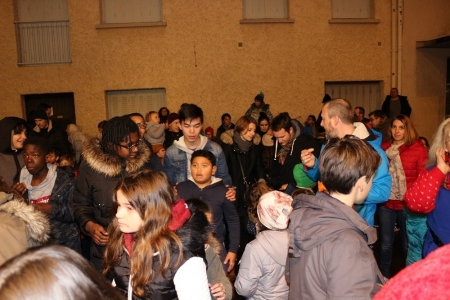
{"left": 103, "top": 170, "right": 183, "bottom": 297}
{"left": 387, "top": 114, "right": 418, "bottom": 146}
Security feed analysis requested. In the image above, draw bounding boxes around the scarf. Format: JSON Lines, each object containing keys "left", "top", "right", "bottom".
{"left": 443, "top": 173, "right": 450, "bottom": 190}
{"left": 124, "top": 233, "right": 134, "bottom": 256}
{"left": 386, "top": 144, "right": 407, "bottom": 200}
{"left": 233, "top": 131, "right": 252, "bottom": 153}
{"left": 276, "top": 133, "right": 295, "bottom": 165}
{"left": 20, "top": 164, "right": 57, "bottom": 204}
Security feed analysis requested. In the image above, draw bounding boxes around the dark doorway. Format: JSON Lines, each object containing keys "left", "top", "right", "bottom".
{"left": 24, "top": 92, "right": 76, "bottom": 130}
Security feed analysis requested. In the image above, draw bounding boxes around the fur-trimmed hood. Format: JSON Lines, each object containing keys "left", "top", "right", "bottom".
{"left": 0, "top": 192, "right": 50, "bottom": 244}
{"left": 82, "top": 137, "right": 150, "bottom": 177}
{"left": 220, "top": 129, "right": 261, "bottom": 146}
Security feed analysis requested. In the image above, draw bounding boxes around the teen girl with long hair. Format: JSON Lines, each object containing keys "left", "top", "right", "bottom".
{"left": 103, "top": 170, "right": 211, "bottom": 300}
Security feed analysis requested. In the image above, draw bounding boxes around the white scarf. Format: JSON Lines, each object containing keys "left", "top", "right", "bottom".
{"left": 386, "top": 144, "right": 407, "bottom": 200}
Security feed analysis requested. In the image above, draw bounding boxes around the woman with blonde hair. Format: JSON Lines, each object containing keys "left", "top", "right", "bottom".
{"left": 404, "top": 118, "right": 450, "bottom": 257}
{"left": 379, "top": 114, "right": 428, "bottom": 278}
{"left": 103, "top": 169, "right": 210, "bottom": 299}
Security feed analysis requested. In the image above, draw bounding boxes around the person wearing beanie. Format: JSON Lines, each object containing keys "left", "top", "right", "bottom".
{"left": 245, "top": 92, "right": 273, "bottom": 123}
{"left": 235, "top": 190, "right": 292, "bottom": 300}
{"left": 293, "top": 163, "right": 316, "bottom": 190}
{"left": 163, "top": 112, "right": 183, "bottom": 149}
{"left": 315, "top": 93, "right": 333, "bottom": 135}
{"left": 205, "top": 126, "right": 214, "bottom": 141}
{"left": 30, "top": 109, "right": 70, "bottom": 157}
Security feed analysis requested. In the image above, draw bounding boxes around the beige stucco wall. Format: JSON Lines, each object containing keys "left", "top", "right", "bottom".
{"left": 0, "top": 1, "right": 446, "bottom": 138}
{"left": 401, "top": 0, "right": 450, "bottom": 140}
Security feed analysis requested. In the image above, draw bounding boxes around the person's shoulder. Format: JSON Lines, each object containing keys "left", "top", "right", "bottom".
{"left": 205, "top": 140, "right": 223, "bottom": 152}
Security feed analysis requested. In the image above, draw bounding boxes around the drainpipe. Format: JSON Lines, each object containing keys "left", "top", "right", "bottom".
{"left": 391, "top": 0, "right": 398, "bottom": 89}
{"left": 397, "top": 0, "right": 404, "bottom": 92}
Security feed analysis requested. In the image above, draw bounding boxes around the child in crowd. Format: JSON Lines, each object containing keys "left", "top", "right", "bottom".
{"left": 287, "top": 136, "right": 385, "bottom": 299}
{"left": 178, "top": 198, "right": 232, "bottom": 300}
{"left": 15, "top": 137, "right": 81, "bottom": 253}
{"left": 176, "top": 150, "right": 240, "bottom": 273}
{"left": 145, "top": 110, "right": 166, "bottom": 155}
{"left": 103, "top": 170, "right": 211, "bottom": 300}
{"left": 45, "top": 148, "right": 59, "bottom": 165}
{"left": 205, "top": 126, "right": 215, "bottom": 140}
{"left": 235, "top": 191, "right": 293, "bottom": 300}
{"left": 246, "top": 181, "right": 271, "bottom": 237}
{"left": 0, "top": 246, "right": 124, "bottom": 300}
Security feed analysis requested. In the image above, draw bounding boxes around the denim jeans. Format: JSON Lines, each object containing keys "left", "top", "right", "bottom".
{"left": 378, "top": 205, "right": 408, "bottom": 278}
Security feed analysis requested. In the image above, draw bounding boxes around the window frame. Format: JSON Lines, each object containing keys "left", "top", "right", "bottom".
{"left": 240, "top": 0, "right": 295, "bottom": 24}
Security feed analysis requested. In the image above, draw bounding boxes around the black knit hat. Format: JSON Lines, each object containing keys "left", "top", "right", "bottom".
{"left": 32, "top": 109, "right": 49, "bottom": 120}
{"left": 322, "top": 94, "right": 332, "bottom": 103}
{"left": 254, "top": 92, "right": 264, "bottom": 102}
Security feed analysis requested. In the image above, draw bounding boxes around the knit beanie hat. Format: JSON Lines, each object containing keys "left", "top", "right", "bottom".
{"left": 205, "top": 126, "right": 214, "bottom": 135}
{"left": 293, "top": 164, "right": 316, "bottom": 188}
{"left": 374, "top": 244, "right": 450, "bottom": 300}
{"left": 254, "top": 92, "right": 264, "bottom": 102}
{"left": 257, "top": 191, "right": 293, "bottom": 230}
{"left": 167, "top": 113, "right": 179, "bottom": 125}
{"left": 32, "top": 109, "right": 49, "bottom": 120}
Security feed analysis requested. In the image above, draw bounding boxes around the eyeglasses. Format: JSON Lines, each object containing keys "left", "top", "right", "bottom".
{"left": 116, "top": 139, "right": 143, "bottom": 151}
{"left": 135, "top": 122, "right": 146, "bottom": 129}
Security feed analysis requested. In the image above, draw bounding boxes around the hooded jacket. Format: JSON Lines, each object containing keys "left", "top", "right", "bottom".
{"left": 235, "top": 230, "right": 289, "bottom": 300}
{"left": 267, "top": 119, "right": 321, "bottom": 190}
{"left": 66, "top": 124, "right": 87, "bottom": 163}
{"left": 72, "top": 137, "right": 150, "bottom": 271}
{"left": 220, "top": 129, "right": 265, "bottom": 215}
{"left": 381, "top": 95, "right": 412, "bottom": 118}
{"left": 0, "top": 117, "right": 27, "bottom": 185}
{"left": 287, "top": 193, "right": 384, "bottom": 299}
{"left": 0, "top": 191, "right": 50, "bottom": 265}
{"left": 176, "top": 177, "right": 240, "bottom": 254}
{"left": 305, "top": 122, "right": 392, "bottom": 226}
{"left": 164, "top": 135, "right": 232, "bottom": 186}
{"left": 20, "top": 165, "right": 81, "bottom": 253}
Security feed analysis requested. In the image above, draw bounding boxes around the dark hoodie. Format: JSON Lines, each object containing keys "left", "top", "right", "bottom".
{"left": 267, "top": 119, "right": 321, "bottom": 190}
{"left": 287, "top": 193, "right": 384, "bottom": 299}
{"left": 0, "top": 117, "right": 27, "bottom": 185}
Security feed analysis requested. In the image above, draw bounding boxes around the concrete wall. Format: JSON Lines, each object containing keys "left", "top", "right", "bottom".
{"left": 0, "top": 0, "right": 447, "bottom": 138}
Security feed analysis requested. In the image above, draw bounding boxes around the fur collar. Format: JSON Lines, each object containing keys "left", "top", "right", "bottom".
{"left": 220, "top": 129, "right": 261, "bottom": 146}
{"left": 83, "top": 137, "right": 150, "bottom": 177}
{"left": 0, "top": 192, "right": 50, "bottom": 244}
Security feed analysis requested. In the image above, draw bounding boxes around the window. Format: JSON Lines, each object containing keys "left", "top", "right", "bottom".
{"left": 242, "top": 0, "right": 292, "bottom": 22}
{"left": 325, "top": 81, "right": 382, "bottom": 115}
{"left": 101, "top": 0, "right": 163, "bottom": 24}
{"left": 330, "top": 0, "right": 379, "bottom": 23}
{"left": 106, "top": 89, "right": 166, "bottom": 118}
{"left": 15, "top": 0, "right": 71, "bottom": 66}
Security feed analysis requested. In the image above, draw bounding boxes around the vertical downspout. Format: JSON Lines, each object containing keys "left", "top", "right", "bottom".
{"left": 391, "top": 0, "right": 398, "bottom": 88}
{"left": 397, "top": 0, "right": 404, "bottom": 92}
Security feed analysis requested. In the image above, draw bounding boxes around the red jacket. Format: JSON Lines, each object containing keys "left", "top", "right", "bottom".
{"left": 381, "top": 139, "right": 428, "bottom": 210}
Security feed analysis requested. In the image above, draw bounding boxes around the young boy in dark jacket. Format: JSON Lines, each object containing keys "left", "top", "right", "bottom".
{"left": 177, "top": 149, "right": 240, "bottom": 273}
{"left": 16, "top": 136, "right": 81, "bottom": 253}
{"left": 287, "top": 136, "right": 385, "bottom": 299}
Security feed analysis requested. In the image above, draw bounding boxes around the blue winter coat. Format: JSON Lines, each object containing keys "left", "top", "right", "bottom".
{"left": 305, "top": 124, "right": 392, "bottom": 226}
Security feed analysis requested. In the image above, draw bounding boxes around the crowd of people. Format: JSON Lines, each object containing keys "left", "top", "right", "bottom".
{"left": 0, "top": 88, "right": 449, "bottom": 299}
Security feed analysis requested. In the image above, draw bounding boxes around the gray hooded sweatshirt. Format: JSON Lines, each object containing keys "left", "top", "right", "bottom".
{"left": 287, "top": 193, "right": 384, "bottom": 300}
{"left": 235, "top": 230, "right": 290, "bottom": 300}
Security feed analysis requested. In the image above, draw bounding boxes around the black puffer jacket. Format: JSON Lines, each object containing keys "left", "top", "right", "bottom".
{"left": 0, "top": 117, "right": 27, "bottom": 185}
{"left": 72, "top": 137, "right": 150, "bottom": 271}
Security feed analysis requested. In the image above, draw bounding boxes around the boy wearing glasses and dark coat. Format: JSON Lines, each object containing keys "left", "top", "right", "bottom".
{"left": 72, "top": 116, "right": 150, "bottom": 272}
